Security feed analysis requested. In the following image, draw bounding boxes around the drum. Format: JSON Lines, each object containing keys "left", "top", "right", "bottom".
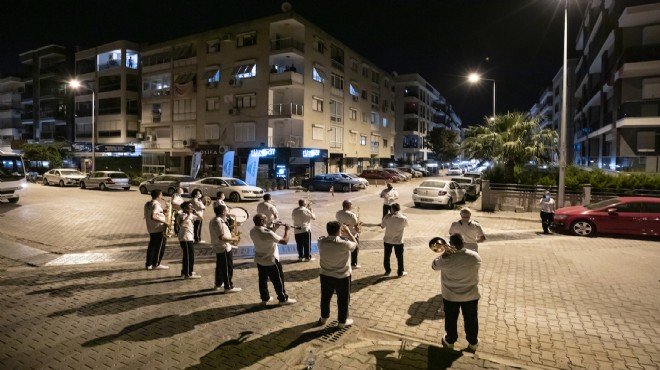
{"left": 228, "top": 207, "right": 249, "bottom": 224}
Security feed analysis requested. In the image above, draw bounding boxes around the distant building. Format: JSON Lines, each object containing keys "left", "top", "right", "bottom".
{"left": 0, "top": 77, "right": 25, "bottom": 149}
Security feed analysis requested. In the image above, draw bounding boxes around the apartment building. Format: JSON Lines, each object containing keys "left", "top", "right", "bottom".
{"left": 394, "top": 74, "right": 461, "bottom": 163}
{"left": 0, "top": 77, "right": 25, "bottom": 149}
{"left": 573, "top": 0, "right": 660, "bottom": 172}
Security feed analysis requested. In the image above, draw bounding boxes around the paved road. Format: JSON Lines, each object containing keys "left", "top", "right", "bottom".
{"left": 0, "top": 180, "right": 658, "bottom": 369}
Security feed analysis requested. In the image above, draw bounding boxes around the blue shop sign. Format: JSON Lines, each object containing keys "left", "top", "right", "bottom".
{"left": 302, "top": 149, "right": 321, "bottom": 158}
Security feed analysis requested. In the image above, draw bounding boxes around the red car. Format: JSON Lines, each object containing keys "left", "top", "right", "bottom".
{"left": 550, "top": 197, "right": 660, "bottom": 237}
{"left": 359, "top": 169, "right": 400, "bottom": 182}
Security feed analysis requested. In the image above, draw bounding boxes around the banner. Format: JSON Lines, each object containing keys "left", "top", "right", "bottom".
{"left": 190, "top": 152, "right": 202, "bottom": 178}
{"left": 245, "top": 153, "right": 259, "bottom": 186}
{"left": 222, "top": 151, "right": 235, "bottom": 178}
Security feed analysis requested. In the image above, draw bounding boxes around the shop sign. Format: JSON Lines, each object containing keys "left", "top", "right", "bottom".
{"left": 302, "top": 149, "right": 321, "bottom": 158}
{"left": 71, "top": 143, "right": 135, "bottom": 153}
{"left": 249, "top": 148, "right": 277, "bottom": 157}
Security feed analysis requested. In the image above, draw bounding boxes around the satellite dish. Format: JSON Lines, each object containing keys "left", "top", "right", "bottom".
{"left": 281, "top": 1, "right": 292, "bottom": 12}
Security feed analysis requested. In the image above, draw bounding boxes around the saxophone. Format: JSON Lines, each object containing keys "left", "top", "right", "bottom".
{"left": 163, "top": 198, "right": 176, "bottom": 238}
{"left": 228, "top": 214, "right": 241, "bottom": 246}
{"left": 356, "top": 206, "right": 362, "bottom": 233}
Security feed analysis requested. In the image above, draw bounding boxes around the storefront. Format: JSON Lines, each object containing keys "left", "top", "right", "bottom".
{"left": 236, "top": 147, "right": 328, "bottom": 187}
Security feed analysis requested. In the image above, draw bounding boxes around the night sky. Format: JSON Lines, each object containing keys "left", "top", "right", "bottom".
{"left": 0, "top": 0, "right": 585, "bottom": 126}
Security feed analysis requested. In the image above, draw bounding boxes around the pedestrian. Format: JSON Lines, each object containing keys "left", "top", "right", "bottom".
{"left": 177, "top": 201, "right": 201, "bottom": 279}
{"left": 317, "top": 221, "right": 358, "bottom": 328}
{"left": 268, "top": 166, "right": 277, "bottom": 191}
{"left": 143, "top": 189, "right": 170, "bottom": 270}
{"left": 292, "top": 199, "right": 316, "bottom": 262}
{"left": 209, "top": 204, "right": 241, "bottom": 292}
{"left": 249, "top": 213, "right": 296, "bottom": 305}
{"left": 335, "top": 200, "right": 361, "bottom": 268}
{"left": 190, "top": 189, "right": 206, "bottom": 243}
{"left": 431, "top": 233, "right": 481, "bottom": 352}
{"left": 380, "top": 203, "right": 409, "bottom": 277}
{"left": 256, "top": 193, "right": 278, "bottom": 226}
{"left": 380, "top": 183, "right": 399, "bottom": 219}
{"left": 539, "top": 190, "right": 556, "bottom": 234}
{"left": 448, "top": 207, "right": 485, "bottom": 252}
{"left": 212, "top": 191, "right": 226, "bottom": 209}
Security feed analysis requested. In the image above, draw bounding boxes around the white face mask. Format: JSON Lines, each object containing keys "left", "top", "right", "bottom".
{"left": 196, "top": 194, "right": 202, "bottom": 199}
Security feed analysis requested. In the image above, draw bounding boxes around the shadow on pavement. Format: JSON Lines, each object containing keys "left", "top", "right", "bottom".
{"left": 369, "top": 345, "right": 463, "bottom": 370}
{"left": 284, "top": 267, "right": 320, "bottom": 283}
{"left": 351, "top": 273, "right": 392, "bottom": 294}
{"left": 94, "top": 233, "right": 144, "bottom": 241}
{"left": 28, "top": 274, "right": 178, "bottom": 297}
{"left": 406, "top": 294, "right": 444, "bottom": 326}
{"left": 0, "top": 268, "right": 138, "bottom": 287}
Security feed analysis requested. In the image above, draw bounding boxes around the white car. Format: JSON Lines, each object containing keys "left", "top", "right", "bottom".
{"left": 42, "top": 169, "right": 86, "bottom": 187}
{"left": 412, "top": 180, "right": 466, "bottom": 209}
{"left": 182, "top": 177, "right": 264, "bottom": 202}
{"left": 447, "top": 167, "right": 463, "bottom": 176}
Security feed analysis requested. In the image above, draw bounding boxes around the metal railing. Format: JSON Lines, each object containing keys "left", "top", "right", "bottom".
{"left": 268, "top": 103, "right": 304, "bottom": 116}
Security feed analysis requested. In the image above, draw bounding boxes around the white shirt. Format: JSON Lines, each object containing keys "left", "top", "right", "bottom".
{"left": 209, "top": 216, "right": 233, "bottom": 253}
{"left": 380, "top": 188, "right": 399, "bottom": 205}
{"left": 212, "top": 199, "right": 226, "bottom": 209}
{"left": 291, "top": 206, "right": 315, "bottom": 234}
{"left": 382, "top": 211, "right": 408, "bottom": 244}
{"left": 250, "top": 226, "right": 281, "bottom": 266}
{"left": 432, "top": 248, "right": 481, "bottom": 302}
{"left": 171, "top": 193, "right": 184, "bottom": 210}
{"left": 256, "top": 201, "right": 278, "bottom": 223}
{"left": 448, "top": 218, "right": 485, "bottom": 252}
{"left": 177, "top": 212, "right": 198, "bottom": 241}
{"left": 318, "top": 236, "right": 357, "bottom": 279}
{"left": 144, "top": 200, "right": 166, "bottom": 233}
{"left": 539, "top": 197, "right": 555, "bottom": 213}
{"left": 192, "top": 197, "right": 206, "bottom": 218}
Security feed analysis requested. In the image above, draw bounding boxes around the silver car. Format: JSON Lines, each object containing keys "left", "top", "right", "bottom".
{"left": 139, "top": 174, "right": 195, "bottom": 196}
{"left": 412, "top": 180, "right": 466, "bottom": 209}
{"left": 80, "top": 171, "right": 131, "bottom": 191}
{"left": 42, "top": 169, "right": 86, "bottom": 187}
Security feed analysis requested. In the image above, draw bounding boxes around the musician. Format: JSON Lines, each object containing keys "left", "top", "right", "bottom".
{"left": 249, "top": 213, "right": 296, "bottom": 305}
{"left": 317, "top": 221, "right": 358, "bottom": 328}
{"left": 171, "top": 187, "right": 185, "bottom": 211}
{"left": 292, "top": 199, "right": 316, "bottom": 262}
{"left": 143, "top": 189, "right": 170, "bottom": 270}
{"left": 212, "top": 191, "right": 226, "bottom": 208}
{"left": 431, "top": 233, "right": 481, "bottom": 352}
{"left": 448, "top": 207, "right": 485, "bottom": 252}
{"left": 336, "top": 200, "right": 361, "bottom": 268}
{"left": 177, "top": 201, "right": 201, "bottom": 279}
{"left": 209, "top": 205, "right": 241, "bottom": 292}
{"left": 380, "top": 203, "right": 409, "bottom": 277}
{"left": 190, "top": 189, "right": 206, "bottom": 244}
{"left": 256, "top": 193, "right": 278, "bottom": 225}
{"left": 380, "top": 183, "right": 399, "bottom": 219}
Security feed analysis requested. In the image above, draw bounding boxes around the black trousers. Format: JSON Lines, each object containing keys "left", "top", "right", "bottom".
{"left": 382, "top": 204, "right": 392, "bottom": 219}
{"left": 320, "top": 274, "right": 351, "bottom": 324}
{"left": 351, "top": 235, "right": 360, "bottom": 266}
{"left": 193, "top": 219, "right": 203, "bottom": 243}
{"left": 540, "top": 211, "right": 554, "bottom": 233}
{"left": 443, "top": 299, "right": 479, "bottom": 345}
{"left": 295, "top": 231, "right": 312, "bottom": 259}
{"left": 257, "top": 261, "right": 288, "bottom": 302}
{"left": 383, "top": 243, "right": 404, "bottom": 275}
{"left": 146, "top": 232, "right": 166, "bottom": 268}
{"left": 179, "top": 240, "right": 195, "bottom": 277}
{"left": 215, "top": 250, "right": 235, "bottom": 289}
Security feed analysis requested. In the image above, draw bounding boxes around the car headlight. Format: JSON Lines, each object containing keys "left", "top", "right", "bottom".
{"left": 241, "top": 190, "right": 250, "bottom": 193}
{"left": 554, "top": 214, "right": 568, "bottom": 220}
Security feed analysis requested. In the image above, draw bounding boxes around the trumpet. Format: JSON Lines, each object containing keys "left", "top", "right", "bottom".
{"left": 429, "top": 237, "right": 458, "bottom": 255}
{"left": 270, "top": 221, "right": 302, "bottom": 230}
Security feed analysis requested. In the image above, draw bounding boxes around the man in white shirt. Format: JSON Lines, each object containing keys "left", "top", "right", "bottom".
{"left": 177, "top": 201, "right": 201, "bottom": 279}
{"left": 317, "top": 221, "right": 357, "bottom": 328}
{"left": 249, "top": 213, "right": 296, "bottom": 305}
{"left": 381, "top": 203, "right": 409, "bottom": 277}
{"left": 335, "top": 200, "right": 361, "bottom": 268}
{"left": 380, "top": 183, "right": 399, "bottom": 219}
{"left": 539, "top": 190, "right": 556, "bottom": 234}
{"left": 292, "top": 199, "right": 316, "bottom": 262}
{"left": 212, "top": 191, "right": 226, "bottom": 209}
{"left": 431, "top": 233, "right": 481, "bottom": 352}
{"left": 209, "top": 204, "right": 241, "bottom": 292}
{"left": 256, "top": 193, "right": 278, "bottom": 226}
{"left": 144, "top": 189, "right": 170, "bottom": 270}
{"left": 448, "top": 207, "right": 486, "bottom": 252}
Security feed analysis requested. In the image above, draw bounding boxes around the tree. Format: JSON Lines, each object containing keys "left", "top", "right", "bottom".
{"left": 424, "top": 127, "right": 460, "bottom": 163}
{"left": 20, "top": 143, "right": 65, "bottom": 169}
{"left": 461, "top": 112, "right": 557, "bottom": 181}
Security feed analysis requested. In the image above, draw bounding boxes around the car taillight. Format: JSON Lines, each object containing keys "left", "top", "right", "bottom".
{"left": 438, "top": 190, "right": 447, "bottom": 196}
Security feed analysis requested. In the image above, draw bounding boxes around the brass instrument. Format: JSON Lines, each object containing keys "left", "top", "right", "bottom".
{"left": 429, "top": 237, "right": 458, "bottom": 255}
{"left": 305, "top": 191, "right": 313, "bottom": 211}
{"left": 356, "top": 206, "right": 362, "bottom": 233}
{"left": 227, "top": 207, "right": 249, "bottom": 247}
{"left": 271, "top": 221, "right": 302, "bottom": 230}
{"left": 201, "top": 195, "right": 212, "bottom": 207}
{"left": 163, "top": 198, "right": 176, "bottom": 238}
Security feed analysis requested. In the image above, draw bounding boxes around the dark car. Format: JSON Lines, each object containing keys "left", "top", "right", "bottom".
{"left": 139, "top": 174, "right": 195, "bottom": 196}
{"left": 360, "top": 169, "right": 401, "bottom": 183}
{"left": 301, "top": 175, "right": 364, "bottom": 192}
{"left": 550, "top": 197, "right": 660, "bottom": 237}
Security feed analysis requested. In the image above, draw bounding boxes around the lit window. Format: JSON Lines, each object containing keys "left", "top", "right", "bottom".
{"left": 312, "top": 96, "right": 324, "bottom": 112}
{"left": 350, "top": 108, "right": 357, "bottom": 121}
{"left": 313, "top": 66, "right": 326, "bottom": 83}
{"left": 349, "top": 82, "right": 360, "bottom": 97}
{"left": 233, "top": 63, "right": 256, "bottom": 79}
{"left": 360, "top": 135, "right": 367, "bottom": 145}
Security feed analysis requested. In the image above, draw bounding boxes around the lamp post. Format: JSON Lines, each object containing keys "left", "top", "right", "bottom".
{"left": 468, "top": 73, "right": 496, "bottom": 119}
{"left": 69, "top": 79, "right": 95, "bottom": 173}
{"left": 558, "top": 0, "right": 568, "bottom": 208}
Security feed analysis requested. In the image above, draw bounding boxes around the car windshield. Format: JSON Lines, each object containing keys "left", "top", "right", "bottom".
{"left": 420, "top": 181, "right": 446, "bottom": 188}
{"left": 178, "top": 176, "right": 195, "bottom": 182}
{"left": 61, "top": 170, "right": 83, "bottom": 175}
{"left": 585, "top": 198, "right": 621, "bottom": 210}
{"left": 0, "top": 155, "right": 26, "bottom": 180}
{"left": 226, "top": 178, "right": 247, "bottom": 186}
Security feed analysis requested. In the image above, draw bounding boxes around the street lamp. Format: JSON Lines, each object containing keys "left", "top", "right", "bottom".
{"left": 558, "top": 0, "right": 568, "bottom": 208}
{"left": 69, "top": 79, "right": 95, "bottom": 173}
{"left": 468, "top": 73, "right": 496, "bottom": 119}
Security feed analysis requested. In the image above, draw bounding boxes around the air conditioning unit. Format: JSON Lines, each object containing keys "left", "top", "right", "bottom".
{"left": 219, "top": 145, "right": 231, "bottom": 153}
{"left": 229, "top": 78, "right": 242, "bottom": 87}
{"left": 183, "top": 139, "right": 197, "bottom": 147}
{"left": 228, "top": 108, "right": 239, "bottom": 115}
{"left": 145, "top": 135, "right": 154, "bottom": 142}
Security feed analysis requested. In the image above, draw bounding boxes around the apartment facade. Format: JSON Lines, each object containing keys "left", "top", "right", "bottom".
{"left": 394, "top": 74, "right": 461, "bottom": 163}
{"left": 139, "top": 11, "right": 396, "bottom": 180}
{"left": 573, "top": 0, "right": 660, "bottom": 172}
{"left": 0, "top": 77, "right": 25, "bottom": 150}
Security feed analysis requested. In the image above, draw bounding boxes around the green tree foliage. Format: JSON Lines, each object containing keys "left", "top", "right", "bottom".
{"left": 424, "top": 128, "right": 460, "bottom": 163}
{"left": 462, "top": 112, "right": 557, "bottom": 181}
{"left": 20, "top": 143, "right": 65, "bottom": 169}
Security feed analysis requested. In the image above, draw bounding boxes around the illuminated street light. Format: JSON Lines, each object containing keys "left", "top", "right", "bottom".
{"left": 69, "top": 79, "right": 95, "bottom": 173}
{"left": 468, "top": 73, "right": 496, "bottom": 119}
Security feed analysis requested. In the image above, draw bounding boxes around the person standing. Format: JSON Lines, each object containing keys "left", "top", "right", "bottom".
{"left": 380, "top": 203, "right": 409, "bottom": 277}
{"left": 317, "top": 221, "right": 358, "bottom": 328}
{"left": 380, "top": 183, "right": 399, "bottom": 219}
{"left": 190, "top": 189, "right": 206, "bottom": 243}
{"left": 249, "top": 213, "right": 296, "bottom": 305}
{"left": 177, "top": 201, "right": 201, "bottom": 279}
{"left": 539, "top": 190, "right": 556, "bottom": 234}
{"left": 212, "top": 191, "right": 226, "bottom": 209}
{"left": 171, "top": 187, "right": 185, "bottom": 211}
{"left": 256, "top": 193, "right": 278, "bottom": 225}
{"left": 209, "top": 204, "right": 241, "bottom": 292}
{"left": 292, "top": 199, "right": 316, "bottom": 261}
{"left": 143, "top": 189, "right": 170, "bottom": 270}
{"left": 431, "top": 233, "right": 481, "bottom": 352}
{"left": 448, "top": 207, "right": 486, "bottom": 252}
{"left": 336, "top": 200, "right": 361, "bottom": 268}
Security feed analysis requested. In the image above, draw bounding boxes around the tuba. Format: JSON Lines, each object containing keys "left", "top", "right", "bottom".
{"left": 163, "top": 198, "right": 176, "bottom": 238}
{"left": 429, "top": 237, "right": 458, "bottom": 255}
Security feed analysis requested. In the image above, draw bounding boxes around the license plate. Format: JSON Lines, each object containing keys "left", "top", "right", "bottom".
{"left": 421, "top": 198, "right": 432, "bottom": 202}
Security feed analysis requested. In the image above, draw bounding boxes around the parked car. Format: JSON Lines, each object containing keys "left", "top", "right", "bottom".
{"left": 397, "top": 167, "right": 423, "bottom": 178}
{"left": 42, "top": 169, "right": 86, "bottom": 187}
{"left": 451, "top": 177, "right": 480, "bottom": 200}
{"left": 139, "top": 174, "right": 195, "bottom": 196}
{"left": 411, "top": 165, "right": 431, "bottom": 176}
{"left": 383, "top": 168, "right": 411, "bottom": 181}
{"left": 331, "top": 172, "right": 369, "bottom": 188}
{"left": 80, "top": 171, "right": 130, "bottom": 191}
{"left": 360, "top": 169, "right": 401, "bottom": 183}
{"left": 447, "top": 167, "right": 463, "bottom": 176}
{"left": 463, "top": 171, "right": 483, "bottom": 185}
{"left": 181, "top": 177, "right": 263, "bottom": 202}
{"left": 302, "top": 174, "right": 365, "bottom": 192}
{"left": 550, "top": 197, "right": 660, "bottom": 237}
{"left": 412, "top": 180, "right": 466, "bottom": 209}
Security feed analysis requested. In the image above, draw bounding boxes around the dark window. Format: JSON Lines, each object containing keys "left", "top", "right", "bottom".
{"left": 126, "top": 99, "right": 139, "bottom": 115}
{"left": 126, "top": 74, "right": 139, "bottom": 92}
{"left": 98, "top": 75, "right": 121, "bottom": 92}
{"left": 98, "top": 130, "right": 121, "bottom": 138}
{"left": 99, "top": 98, "right": 121, "bottom": 115}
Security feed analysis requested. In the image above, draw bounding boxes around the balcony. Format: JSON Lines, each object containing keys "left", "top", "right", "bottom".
{"left": 269, "top": 71, "right": 303, "bottom": 86}
{"left": 268, "top": 103, "right": 304, "bottom": 117}
{"left": 618, "top": 44, "right": 660, "bottom": 79}
{"left": 270, "top": 37, "right": 305, "bottom": 54}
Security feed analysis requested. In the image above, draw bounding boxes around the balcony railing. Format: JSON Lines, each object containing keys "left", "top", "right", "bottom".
{"left": 330, "top": 141, "right": 342, "bottom": 149}
{"left": 270, "top": 37, "right": 305, "bottom": 53}
{"left": 617, "top": 99, "right": 660, "bottom": 119}
{"left": 268, "top": 103, "right": 304, "bottom": 116}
